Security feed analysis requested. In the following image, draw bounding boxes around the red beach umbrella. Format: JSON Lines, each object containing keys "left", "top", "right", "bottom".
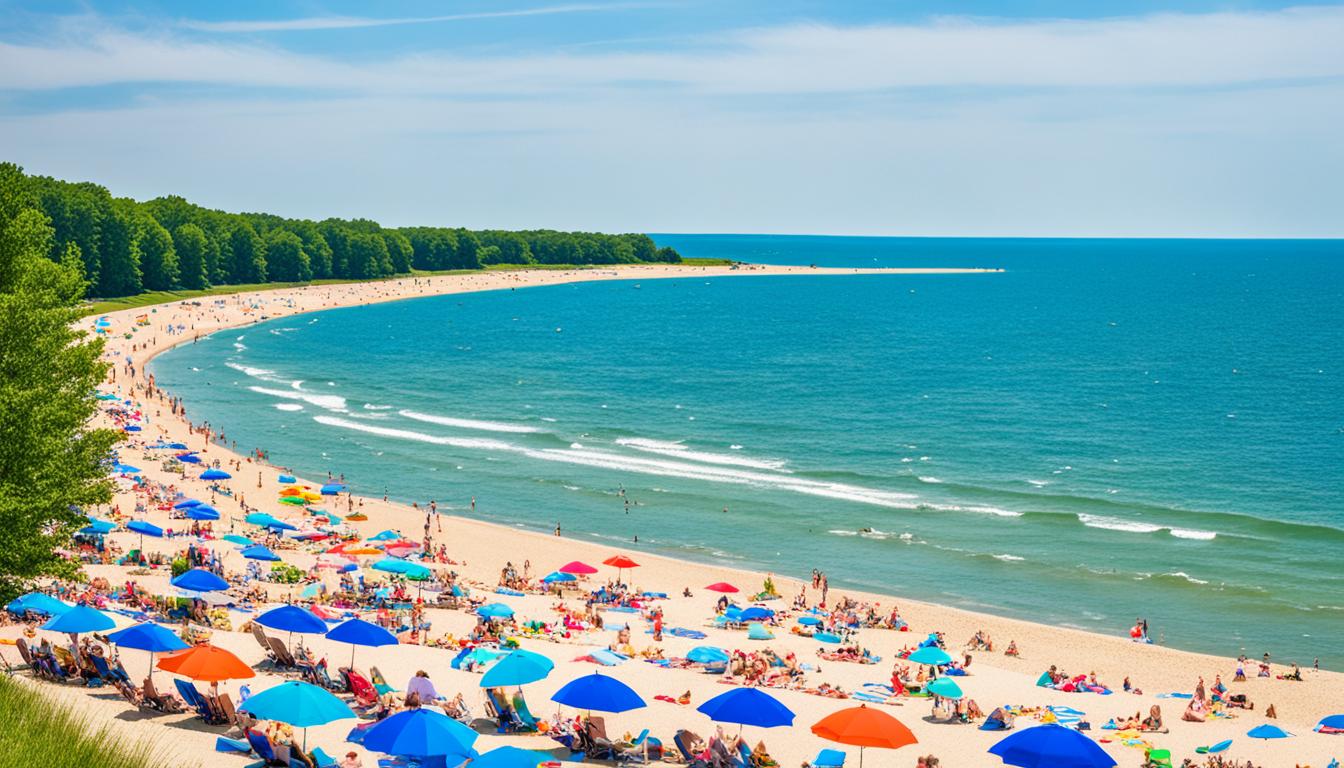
{"left": 705, "top": 582, "right": 739, "bottom": 594}
{"left": 559, "top": 561, "right": 598, "bottom": 575}
{"left": 812, "top": 704, "right": 917, "bottom": 767}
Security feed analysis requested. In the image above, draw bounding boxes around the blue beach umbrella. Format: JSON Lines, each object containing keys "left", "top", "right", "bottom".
{"left": 687, "top": 646, "right": 730, "bottom": 665}
{"left": 200, "top": 468, "right": 231, "bottom": 480}
{"left": 476, "top": 603, "right": 515, "bottom": 620}
{"left": 542, "top": 571, "right": 576, "bottom": 584}
{"left": 240, "top": 681, "right": 354, "bottom": 750}
{"left": 278, "top": 474, "right": 297, "bottom": 484}
{"left": 173, "top": 498, "right": 202, "bottom": 509}
{"left": 107, "top": 621, "right": 189, "bottom": 678}
{"left": 326, "top": 618, "right": 398, "bottom": 668}
{"left": 82, "top": 518, "right": 116, "bottom": 535}
{"left": 1246, "top": 724, "right": 1292, "bottom": 739}
{"left": 739, "top": 606, "right": 774, "bottom": 622}
{"left": 6, "top": 592, "right": 72, "bottom": 616}
{"left": 372, "top": 558, "right": 411, "bottom": 574}
{"left": 256, "top": 605, "right": 328, "bottom": 635}
{"left": 361, "top": 708, "right": 478, "bottom": 759}
{"left": 797, "top": 615, "right": 823, "bottom": 627}
{"left": 240, "top": 544, "right": 281, "bottom": 561}
{"left": 222, "top": 534, "right": 253, "bottom": 546}
{"left": 127, "top": 520, "right": 164, "bottom": 537}
{"left": 988, "top": 723, "right": 1116, "bottom": 768}
{"left": 697, "top": 687, "right": 795, "bottom": 729}
{"left": 908, "top": 646, "right": 953, "bottom": 666}
{"left": 171, "top": 568, "right": 229, "bottom": 592}
{"left": 245, "top": 512, "right": 296, "bottom": 531}
{"left": 926, "top": 677, "right": 964, "bottom": 699}
{"left": 1317, "top": 714, "right": 1344, "bottom": 732}
{"left": 186, "top": 506, "right": 220, "bottom": 521}
{"left": 41, "top": 604, "right": 116, "bottom": 634}
{"left": 480, "top": 649, "right": 555, "bottom": 688}
{"left": 124, "top": 425, "right": 141, "bottom": 432}
{"left": 320, "top": 483, "right": 346, "bottom": 495}
{"left": 177, "top": 453, "right": 202, "bottom": 464}
{"left": 369, "top": 530, "right": 400, "bottom": 541}
{"left": 551, "top": 672, "right": 645, "bottom": 713}
{"left": 472, "top": 747, "right": 549, "bottom": 768}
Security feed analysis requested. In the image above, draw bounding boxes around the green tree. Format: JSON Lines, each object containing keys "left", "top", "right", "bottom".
{"left": 172, "top": 223, "right": 210, "bottom": 289}
{"left": 137, "top": 216, "right": 179, "bottom": 290}
{"left": 264, "top": 228, "right": 311, "bottom": 282}
{"left": 382, "top": 230, "right": 413, "bottom": 274}
{"left": 95, "top": 204, "right": 142, "bottom": 297}
{"left": 0, "top": 163, "right": 120, "bottom": 599}
{"left": 226, "top": 221, "right": 266, "bottom": 283}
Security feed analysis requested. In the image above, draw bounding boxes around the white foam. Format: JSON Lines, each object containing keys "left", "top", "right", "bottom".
{"left": 1161, "top": 571, "right": 1210, "bottom": 585}
{"left": 917, "top": 476, "right": 942, "bottom": 484}
{"left": 364, "top": 403, "right": 393, "bottom": 411}
{"left": 828, "top": 529, "right": 859, "bottom": 536}
{"left": 249, "top": 386, "right": 348, "bottom": 412}
{"left": 1169, "top": 528, "right": 1217, "bottom": 540}
{"left": 313, "top": 416, "right": 515, "bottom": 451}
{"left": 992, "top": 553, "right": 1025, "bottom": 562}
{"left": 1078, "top": 513, "right": 1162, "bottom": 534}
{"left": 540, "top": 417, "right": 558, "bottom": 422}
{"left": 929, "top": 503, "right": 1024, "bottom": 518}
{"left": 224, "top": 361, "right": 274, "bottom": 379}
{"left": 400, "top": 409, "right": 543, "bottom": 434}
{"left": 274, "top": 403, "right": 303, "bottom": 412}
{"left": 615, "top": 437, "right": 788, "bottom": 471}
{"left": 1026, "top": 479, "right": 1050, "bottom": 487}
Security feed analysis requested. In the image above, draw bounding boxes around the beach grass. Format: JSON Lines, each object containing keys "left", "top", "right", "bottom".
{"left": 0, "top": 674, "right": 180, "bottom": 768}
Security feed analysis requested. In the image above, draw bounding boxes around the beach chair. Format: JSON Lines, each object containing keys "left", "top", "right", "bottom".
{"left": 673, "top": 730, "right": 707, "bottom": 766}
{"left": 486, "top": 689, "right": 525, "bottom": 733}
{"left": 267, "top": 637, "right": 299, "bottom": 670}
{"left": 810, "top": 749, "right": 845, "bottom": 768}
{"left": 143, "top": 675, "right": 184, "bottom": 713}
{"left": 312, "top": 661, "right": 343, "bottom": 692}
{"left": 219, "top": 692, "right": 251, "bottom": 732}
{"left": 14, "top": 638, "right": 34, "bottom": 671}
{"left": 369, "top": 666, "right": 396, "bottom": 696}
{"left": 583, "top": 717, "right": 617, "bottom": 760}
{"left": 346, "top": 671, "right": 380, "bottom": 710}
{"left": 244, "top": 728, "right": 289, "bottom": 767}
{"left": 252, "top": 624, "right": 275, "bottom": 656}
{"left": 511, "top": 692, "right": 539, "bottom": 731}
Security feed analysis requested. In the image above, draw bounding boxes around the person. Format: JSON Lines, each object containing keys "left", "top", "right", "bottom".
{"left": 1141, "top": 705, "right": 1163, "bottom": 731}
{"left": 405, "top": 670, "right": 440, "bottom": 703}
{"left": 339, "top": 752, "right": 363, "bottom": 768}
{"left": 1004, "top": 640, "right": 1019, "bottom": 657}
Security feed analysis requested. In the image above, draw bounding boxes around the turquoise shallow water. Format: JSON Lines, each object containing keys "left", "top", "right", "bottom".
{"left": 150, "top": 236, "right": 1344, "bottom": 667}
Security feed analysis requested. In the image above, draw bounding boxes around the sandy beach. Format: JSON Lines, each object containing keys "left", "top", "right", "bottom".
{"left": 6, "top": 263, "right": 1340, "bottom": 768}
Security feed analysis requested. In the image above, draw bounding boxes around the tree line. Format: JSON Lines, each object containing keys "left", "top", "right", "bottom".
{"left": 10, "top": 164, "right": 681, "bottom": 299}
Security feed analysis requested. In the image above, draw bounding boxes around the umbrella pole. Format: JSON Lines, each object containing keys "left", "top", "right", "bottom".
{"left": 859, "top": 747, "right": 864, "bottom": 768}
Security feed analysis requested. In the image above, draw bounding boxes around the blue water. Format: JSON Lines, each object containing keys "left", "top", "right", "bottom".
{"left": 150, "top": 236, "right": 1344, "bottom": 666}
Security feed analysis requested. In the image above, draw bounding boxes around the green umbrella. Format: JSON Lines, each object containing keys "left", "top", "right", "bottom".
{"left": 926, "top": 677, "right": 963, "bottom": 699}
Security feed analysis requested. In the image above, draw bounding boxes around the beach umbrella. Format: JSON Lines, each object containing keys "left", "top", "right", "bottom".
{"left": 558, "top": 560, "right": 598, "bottom": 575}
{"left": 1316, "top": 714, "right": 1344, "bottom": 732}
{"left": 686, "top": 646, "right": 730, "bottom": 665}
{"left": 705, "top": 582, "right": 739, "bottom": 593}
{"left": 471, "top": 746, "right": 549, "bottom": 768}
{"left": 542, "top": 571, "right": 576, "bottom": 584}
{"left": 739, "top": 606, "right": 774, "bottom": 622}
{"left": 361, "top": 708, "right": 478, "bottom": 759}
{"left": 698, "top": 688, "right": 795, "bottom": 729}
{"left": 551, "top": 672, "right": 645, "bottom": 713}
{"left": 173, "top": 498, "right": 202, "bottom": 509}
{"left": 107, "top": 621, "right": 189, "bottom": 680}
{"left": 200, "top": 468, "right": 231, "bottom": 480}
{"left": 278, "top": 474, "right": 297, "bottom": 484}
{"left": 321, "top": 483, "right": 346, "bottom": 495}
{"left": 926, "top": 677, "right": 963, "bottom": 700}
{"left": 812, "top": 705, "right": 918, "bottom": 768}
{"left": 603, "top": 555, "right": 640, "bottom": 583}
{"left": 80, "top": 518, "right": 116, "bottom": 536}
{"left": 186, "top": 505, "right": 220, "bottom": 521}
{"left": 171, "top": 568, "right": 229, "bottom": 592}
{"left": 476, "top": 603, "right": 515, "bottom": 620}
{"left": 6, "top": 592, "right": 72, "bottom": 616}
{"left": 245, "top": 512, "right": 296, "bottom": 531}
{"left": 279, "top": 495, "right": 307, "bottom": 505}
{"left": 1246, "top": 724, "right": 1292, "bottom": 739}
{"left": 369, "top": 530, "right": 401, "bottom": 541}
{"left": 40, "top": 604, "right": 115, "bottom": 634}
{"left": 126, "top": 519, "right": 164, "bottom": 552}
{"left": 907, "top": 646, "right": 953, "bottom": 666}
{"left": 326, "top": 618, "right": 398, "bottom": 668}
{"left": 239, "top": 680, "right": 354, "bottom": 750}
{"left": 176, "top": 453, "right": 202, "bottom": 464}
{"left": 798, "top": 616, "right": 823, "bottom": 627}
{"left": 124, "top": 425, "right": 141, "bottom": 432}
{"left": 158, "top": 644, "right": 255, "bottom": 683}
{"left": 222, "top": 534, "right": 253, "bottom": 546}
{"left": 988, "top": 723, "right": 1115, "bottom": 768}
{"left": 240, "top": 544, "right": 282, "bottom": 561}
{"left": 480, "top": 649, "right": 555, "bottom": 688}
{"left": 372, "top": 557, "right": 411, "bottom": 574}
{"left": 111, "top": 463, "right": 141, "bottom": 474}
{"left": 256, "top": 605, "right": 328, "bottom": 635}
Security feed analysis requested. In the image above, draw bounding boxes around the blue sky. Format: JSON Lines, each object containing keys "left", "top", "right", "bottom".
{"left": 1, "top": 1, "right": 1341, "bottom": 236}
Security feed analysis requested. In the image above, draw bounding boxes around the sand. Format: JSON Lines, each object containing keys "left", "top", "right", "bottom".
{"left": 4, "top": 263, "right": 1339, "bottom": 768}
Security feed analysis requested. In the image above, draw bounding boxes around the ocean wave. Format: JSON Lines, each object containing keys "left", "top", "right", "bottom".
{"left": 273, "top": 403, "right": 303, "bottom": 412}
{"left": 400, "top": 409, "right": 543, "bottom": 434}
{"left": 615, "top": 437, "right": 789, "bottom": 471}
{"left": 249, "top": 386, "right": 348, "bottom": 412}
{"left": 1169, "top": 528, "right": 1217, "bottom": 540}
{"left": 917, "top": 476, "right": 942, "bottom": 484}
{"left": 224, "top": 361, "right": 274, "bottom": 379}
{"left": 828, "top": 529, "right": 859, "bottom": 536}
{"left": 992, "top": 553, "right": 1025, "bottom": 562}
{"left": 1156, "top": 571, "right": 1210, "bottom": 585}
{"left": 1078, "top": 513, "right": 1163, "bottom": 534}
{"left": 313, "top": 416, "right": 515, "bottom": 451}
{"left": 364, "top": 403, "right": 394, "bottom": 411}
{"left": 928, "top": 503, "right": 1024, "bottom": 518}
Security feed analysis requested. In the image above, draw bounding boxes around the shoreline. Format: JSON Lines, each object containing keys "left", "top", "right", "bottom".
{"left": 22, "top": 262, "right": 1337, "bottom": 767}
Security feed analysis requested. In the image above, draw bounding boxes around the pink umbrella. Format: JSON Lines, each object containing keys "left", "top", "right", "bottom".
{"left": 558, "top": 560, "right": 598, "bottom": 575}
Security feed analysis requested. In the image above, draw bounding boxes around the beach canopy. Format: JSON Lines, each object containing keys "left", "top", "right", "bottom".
{"left": 185, "top": 505, "right": 221, "bottom": 521}
{"left": 908, "top": 646, "right": 953, "bottom": 666}
{"left": 542, "top": 571, "right": 576, "bottom": 584}
{"left": 705, "top": 582, "right": 739, "bottom": 593}
{"left": 603, "top": 555, "right": 640, "bottom": 569}
{"left": 698, "top": 688, "right": 795, "bottom": 728}
{"left": 369, "top": 530, "right": 401, "bottom": 541}
{"left": 256, "top": 605, "right": 328, "bottom": 635}
{"left": 988, "top": 724, "right": 1115, "bottom": 768}
{"left": 476, "top": 603, "right": 515, "bottom": 620}
{"left": 41, "top": 604, "right": 115, "bottom": 634}
{"left": 471, "top": 746, "right": 549, "bottom": 768}
{"left": 326, "top": 618, "right": 398, "bottom": 648}
{"left": 6, "top": 592, "right": 72, "bottom": 616}
{"left": 222, "top": 534, "right": 253, "bottom": 546}
{"left": 278, "top": 474, "right": 297, "bottom": 483}
{"left": 157, "top": 644, "right": 255, "bottom": 682}
{"left": 926, "top": 677, "right": 964, "bottom": 700}
{"left": 107, "top": 622, "right": 189, "bottom": 653}
{"left": 480, "top": 649, "right": 555, "bottom": 688}
{"left": 245, "top": 512, "right": 296, "bottom": 531}
{"left": 1246, "top": 724, "right": 1292, "bottom": 739}
{"left": 239, "top": 681, "right": 354, "bottom": 728}
{"left": 241, "top": 544, "right": 282, "bottom": 561}
{"left": 687, "top": 646, "right": 731, "bottom": 665}
{"left": 200, "top": 468, "right": 232, "bottom": 480}
{"left": 81, "top": 518, "right": 116, "bottom": 535}
{"left": 173, "top": 498, "right": 202, "bottom": 509}
{"left": 127, "top": 520, "right": 164, "bottom": 537}
{"left": 558, "top": 561, "right": 598, "bottom": 575}
{"left": 172, "top": 568, "right": 229, "bottom": 592}
{"left": 176, "top": 453, "right": 201, "bottom": 464}
{"left": 1317, "top": 714, "right": 1344, "bottom": 732}
{"left": 320, "top": 483, "right": 346, "bottom": 495}
{"left": 739, "top": 606, "right": 774, "bottom": 622}
{"left": 361, "top": 708, "right": 478, "bottom": 759}
{"left": 551, "top": 672, "right": 645, "bottom": 713}
{"left": 812, "top": 705, "right": 918, "bottom": 768}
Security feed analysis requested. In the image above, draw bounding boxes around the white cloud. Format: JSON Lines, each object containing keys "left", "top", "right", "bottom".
{"left": 177, "top": 3, "right": 653, "bottom": 33}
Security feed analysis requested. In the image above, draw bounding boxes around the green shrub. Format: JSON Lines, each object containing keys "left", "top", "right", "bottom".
{"left": 169, "top": 557, "right": 189, "bottom": 577}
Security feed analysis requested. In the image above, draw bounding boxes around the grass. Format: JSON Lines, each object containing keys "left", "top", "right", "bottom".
{"left": 0, "top": 674, "right": 179, "bottom": 768}
{"left": 82, "top": 261, "right": 731, "bottom": 316}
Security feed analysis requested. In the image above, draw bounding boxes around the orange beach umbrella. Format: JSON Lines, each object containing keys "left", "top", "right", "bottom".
{"left": 157, "top": 644, "right": 256, "bottom": 682}
{"left": 603, "top": 555, "right": 640, "bottom": 584}
{"left": 811, "top": 704, "right": 917, "bottom": 767}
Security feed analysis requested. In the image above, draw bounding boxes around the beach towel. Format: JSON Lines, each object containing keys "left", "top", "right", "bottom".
{"left": 576, "top": 649, "right": 627, "bottom": 666}
{"left": 747, "top": 623, "right": 774, "bottom": 640}
{"left": 495, "top": 588, "right": 525, "bottom": 597}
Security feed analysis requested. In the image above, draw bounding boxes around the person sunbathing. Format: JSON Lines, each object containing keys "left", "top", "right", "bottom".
{"left": 1004, "top": 640, "right": 1019, "bottom": 657}
{"left": 1182, "top": 697, "right": 1207, "bottom": 722}
{"left": 1141, "top": 705, "right": 1165, "bottom": 731}
{"left": 749, "top": 740, "right": 777, "bottom": 768}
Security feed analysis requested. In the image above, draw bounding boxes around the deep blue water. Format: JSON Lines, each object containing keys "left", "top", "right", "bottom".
{"left": 150, "top": 236, "right": 1344, "bottom": 666}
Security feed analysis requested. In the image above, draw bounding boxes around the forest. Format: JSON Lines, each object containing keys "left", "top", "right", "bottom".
{"left": 10, "top": 164, "right": 681, "bottom": 299}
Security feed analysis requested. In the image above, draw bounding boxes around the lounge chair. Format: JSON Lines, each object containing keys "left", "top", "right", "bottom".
{"left": 268, "top": 637, "right": 299, "bottom": 670}
{"left": 15, "top": 638, "right": 34, "bottom": 671}
{"left": 811, "top": 749, "right": 845, "bottom": 768}
{"left": 175, "top": 678, "right": 226, "bottom": 724}
{"left": 617, "top": 729, "right": 662, "bottom": 764}
{"left": 583, "top": 717, "right": 617, "bottom": 760}
{"left": 369, "top": 666, "right": 395, "bottom": 696}
{"left": 244, "top": 728, "right": 289, "bottom": 767}
{"left": 252, "top": 624, "right": 275, "bottom": 657}
{"left": 346, "top": 671, "right": 380, "bottom": 710}
{"left": 511, "top": 691, "right": 540, "bottom": 731}
{"left": 673, "top": 730, "right": 707, "bottom": 766}
{"left": 143, "top": 675, "right": 185, "bottom": 713}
